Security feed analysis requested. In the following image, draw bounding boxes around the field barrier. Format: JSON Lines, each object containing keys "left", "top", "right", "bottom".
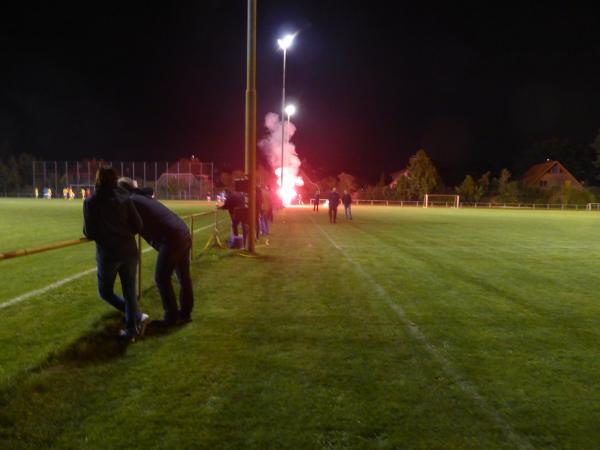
{"left": 2, "top": 159, "right": 215, "bottom": 201}
{"left": 316, "top": 199, "right": 594, "bottom": 210}
{"left": 0, "top": 209, "right": 225, "bottom": 302}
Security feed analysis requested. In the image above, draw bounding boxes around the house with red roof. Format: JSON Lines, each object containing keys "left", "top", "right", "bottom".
{"left": 521, "top": 160, "right": 582, "bottom": 189}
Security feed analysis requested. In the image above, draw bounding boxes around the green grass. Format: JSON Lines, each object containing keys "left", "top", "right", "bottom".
{"left": 2, "top": 200, "right": 600, "bottom": 448}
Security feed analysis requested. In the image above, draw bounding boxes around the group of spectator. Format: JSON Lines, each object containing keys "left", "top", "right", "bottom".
{"left": 313, "top": 188, "right": 353, "bottom": 223}
{"left": 83, "top": 167, "right": 193, "bottom": 342}
{"left": 219, "top": 185, "right": 275, "bottom": 249}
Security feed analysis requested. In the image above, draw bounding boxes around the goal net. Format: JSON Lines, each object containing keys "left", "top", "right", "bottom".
{"left": 424, "top": 194, "right": 460, "bottom": 208}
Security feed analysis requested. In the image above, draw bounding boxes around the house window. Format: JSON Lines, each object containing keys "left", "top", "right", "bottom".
{"left": 540, "top": 180, "right": 548, "bottom": 187}
{"left": 551, "top": 166, "right": 560, "bottom": 174}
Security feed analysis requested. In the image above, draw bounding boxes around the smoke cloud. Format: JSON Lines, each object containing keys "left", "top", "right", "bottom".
{"left": 258, "top": 112, "right": 301, "bottom": 179}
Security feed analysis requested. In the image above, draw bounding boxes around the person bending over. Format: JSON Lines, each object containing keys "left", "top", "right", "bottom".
{"left": 118, "top": 177, "right": 194, "bottom": 326}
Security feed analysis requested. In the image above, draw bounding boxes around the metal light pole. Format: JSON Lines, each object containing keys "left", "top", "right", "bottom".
{"left": 278, "top": 34, "right": 295, "bottom": 201}
{"left": 245, "top": 0, "right": 257, "bottom": 252}
{"left": 285, "top": 104, "right": 296, "bottom": 142}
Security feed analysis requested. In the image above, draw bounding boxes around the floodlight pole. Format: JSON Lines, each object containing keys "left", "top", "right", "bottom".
{"left": 280, "top": 47, "right": 287, "bottom": 199}
{"left": 245, "top": 0, "right": 257, "bottom": 253}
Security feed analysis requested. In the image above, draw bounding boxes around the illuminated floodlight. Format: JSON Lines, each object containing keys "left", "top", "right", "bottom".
{"left": 277, "top": 34, "right": 295, "bottom": 50}
{"left": 284, "top": 104, "right": 296, "bottom": 117}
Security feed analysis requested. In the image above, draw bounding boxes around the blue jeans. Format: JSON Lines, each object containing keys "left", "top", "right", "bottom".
{"left": 155, "top": 238, "right": 194, "bottom": 323}
{"left": 96, "top": 255, "right": 139, "bottom": 332}
{"left": 344, "top": 205, "right": 352, "bottom": 220}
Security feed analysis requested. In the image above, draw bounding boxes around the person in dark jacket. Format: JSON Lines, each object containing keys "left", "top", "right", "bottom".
{"left": 118, "top": 178, "right": 194, "bottom": 325}
{"left": 313, "top": 189, "right": 320, "bottom": 212}
{"left": 219, "top": 189, "right": 248, "bottom": 247}
{"left": 255, "top": 184, "right": 263, "bottom": 239}
{"left": 342, "top": 190, "right": 353, "bottom": 220}
{"left": 328, "top": 188, "right": 341, "bottom": 224}
{"left": 83, "top": 167, "right": 146, "bottom": 341}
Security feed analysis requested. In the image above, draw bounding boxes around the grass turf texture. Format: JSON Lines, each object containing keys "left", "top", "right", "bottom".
{"left": 1, "top": 200, "right": 600, "bottom": 448}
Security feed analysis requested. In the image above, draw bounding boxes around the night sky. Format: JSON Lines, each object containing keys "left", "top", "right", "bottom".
{"left": 2, "top": 2, "right": 600, "bottom": 184}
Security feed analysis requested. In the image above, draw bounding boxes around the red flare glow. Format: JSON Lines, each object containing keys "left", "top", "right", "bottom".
{"left": 275, "top": 167, "right": 304, "bottom": 205}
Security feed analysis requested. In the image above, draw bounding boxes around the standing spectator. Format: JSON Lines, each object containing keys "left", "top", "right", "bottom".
{"left": 219, "top": 189, "right": 246, "bottom": 248}
{"left": 313, "top": 189, "right": 320, "bottom": 212}
{"left": 342, "top": 190, "right": 353, "bottom": 220}
{"left": 34, "top": 187, "right": 39, "bottom": 199}
{"left": 267, "top": 186, "right": 276, "bottom": 222}
{"left": 118, "top": 177, "right": 194, "bottom": 326}
{"left": 83, "top": 167, "right": 147, "bottom": 342}
{"left": 328, "top": 188, "right": 340, "bottom": 224}
{"left": 255, "top": 185, "right": 263, "bottom": 239}
{"left": 261, "top": 185, "right": 271, "bottom": 234}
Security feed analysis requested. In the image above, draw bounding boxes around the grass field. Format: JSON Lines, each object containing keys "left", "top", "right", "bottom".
{"left": 1, "top": 198, "right": 600, "bottom": 448}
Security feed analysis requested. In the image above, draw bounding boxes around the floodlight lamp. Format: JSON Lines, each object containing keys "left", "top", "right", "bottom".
{"left": 285, "top": 104, "right": 296, "bottom": 116}
{"left": 277, "top": 34, "right": 295, "bottom": 50}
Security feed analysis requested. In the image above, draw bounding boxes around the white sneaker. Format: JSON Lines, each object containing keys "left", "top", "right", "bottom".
{"left": 119, "top": 329, "right": 137, "bottom": 343}
{"left": 138, "top": 313, "right": 149, "bottom": 338}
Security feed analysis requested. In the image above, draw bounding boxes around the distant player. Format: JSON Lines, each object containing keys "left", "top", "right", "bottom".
{"left": 342, "top": 190, "right": 353, "bottom": 220}
{"left": 328, "top": 188, "right": 340, "bottom": 224}
{"left": 313, "top": 189, "right": 320, "bottom": 212}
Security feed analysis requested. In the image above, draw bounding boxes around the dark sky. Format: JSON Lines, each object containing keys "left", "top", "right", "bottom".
{"left": 2, "top": 1, "right": 600, "bottom": 184}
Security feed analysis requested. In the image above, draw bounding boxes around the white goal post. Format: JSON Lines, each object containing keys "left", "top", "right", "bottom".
{"left": 424, "top": 194, "right": 460, "bottom": 208}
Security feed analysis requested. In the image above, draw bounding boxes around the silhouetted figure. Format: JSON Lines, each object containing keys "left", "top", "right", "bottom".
{"left": 328, "top": 188, "right": 340, "bottom": 224}
{"left": 342, "top": 190, "right": 353, "bottom": 220}
{"left": 313, "top": 189, "right": 320, "bottom": 212}
{"left": 119, "top": 178, "right": 194, "bottom": 325}
{"left": 220, "top": 189, "right": 248, "bottom": 248}
{"left": 83, "top": 168, "right": 146, "bottom": 341}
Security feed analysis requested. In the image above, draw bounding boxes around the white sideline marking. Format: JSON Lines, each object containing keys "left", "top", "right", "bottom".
{"left": 0, "top": 223, "right": 217, "bottom": 311}
{"left": 313, "top": 220, "right": 534, "bottom": 450}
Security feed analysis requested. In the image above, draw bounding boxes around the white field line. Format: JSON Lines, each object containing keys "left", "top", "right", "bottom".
{"left": 312, "top": 220, "right": 534, "bottom": 450}
{"left": 0, "top": 222, "right": 217, "bottom": 311}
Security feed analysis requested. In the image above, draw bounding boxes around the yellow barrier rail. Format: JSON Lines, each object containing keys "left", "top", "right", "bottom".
{"left": 0, "top": 210, "right": 218, "bottom": 262}
{"left": 0, "top": 237, "right": 90, "bottom": 261}
{"left": 1, "top": 209, "right": 223, "bottom": 302}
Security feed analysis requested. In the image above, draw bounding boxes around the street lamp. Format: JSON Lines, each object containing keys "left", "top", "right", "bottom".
{"left": 278, "top": 33, "right": 295, "bottom": 198}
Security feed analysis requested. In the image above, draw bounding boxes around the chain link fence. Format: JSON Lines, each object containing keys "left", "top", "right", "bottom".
{"left": 5, "top": 159, "right": 214, "bottom": 200}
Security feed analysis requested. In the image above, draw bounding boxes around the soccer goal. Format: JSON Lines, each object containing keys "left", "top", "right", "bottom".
{"left": 424, "top": 194, "right": 460, "bottom": 208}
{"left": 587, "top": 203, "right": 600, "bottom": 211}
